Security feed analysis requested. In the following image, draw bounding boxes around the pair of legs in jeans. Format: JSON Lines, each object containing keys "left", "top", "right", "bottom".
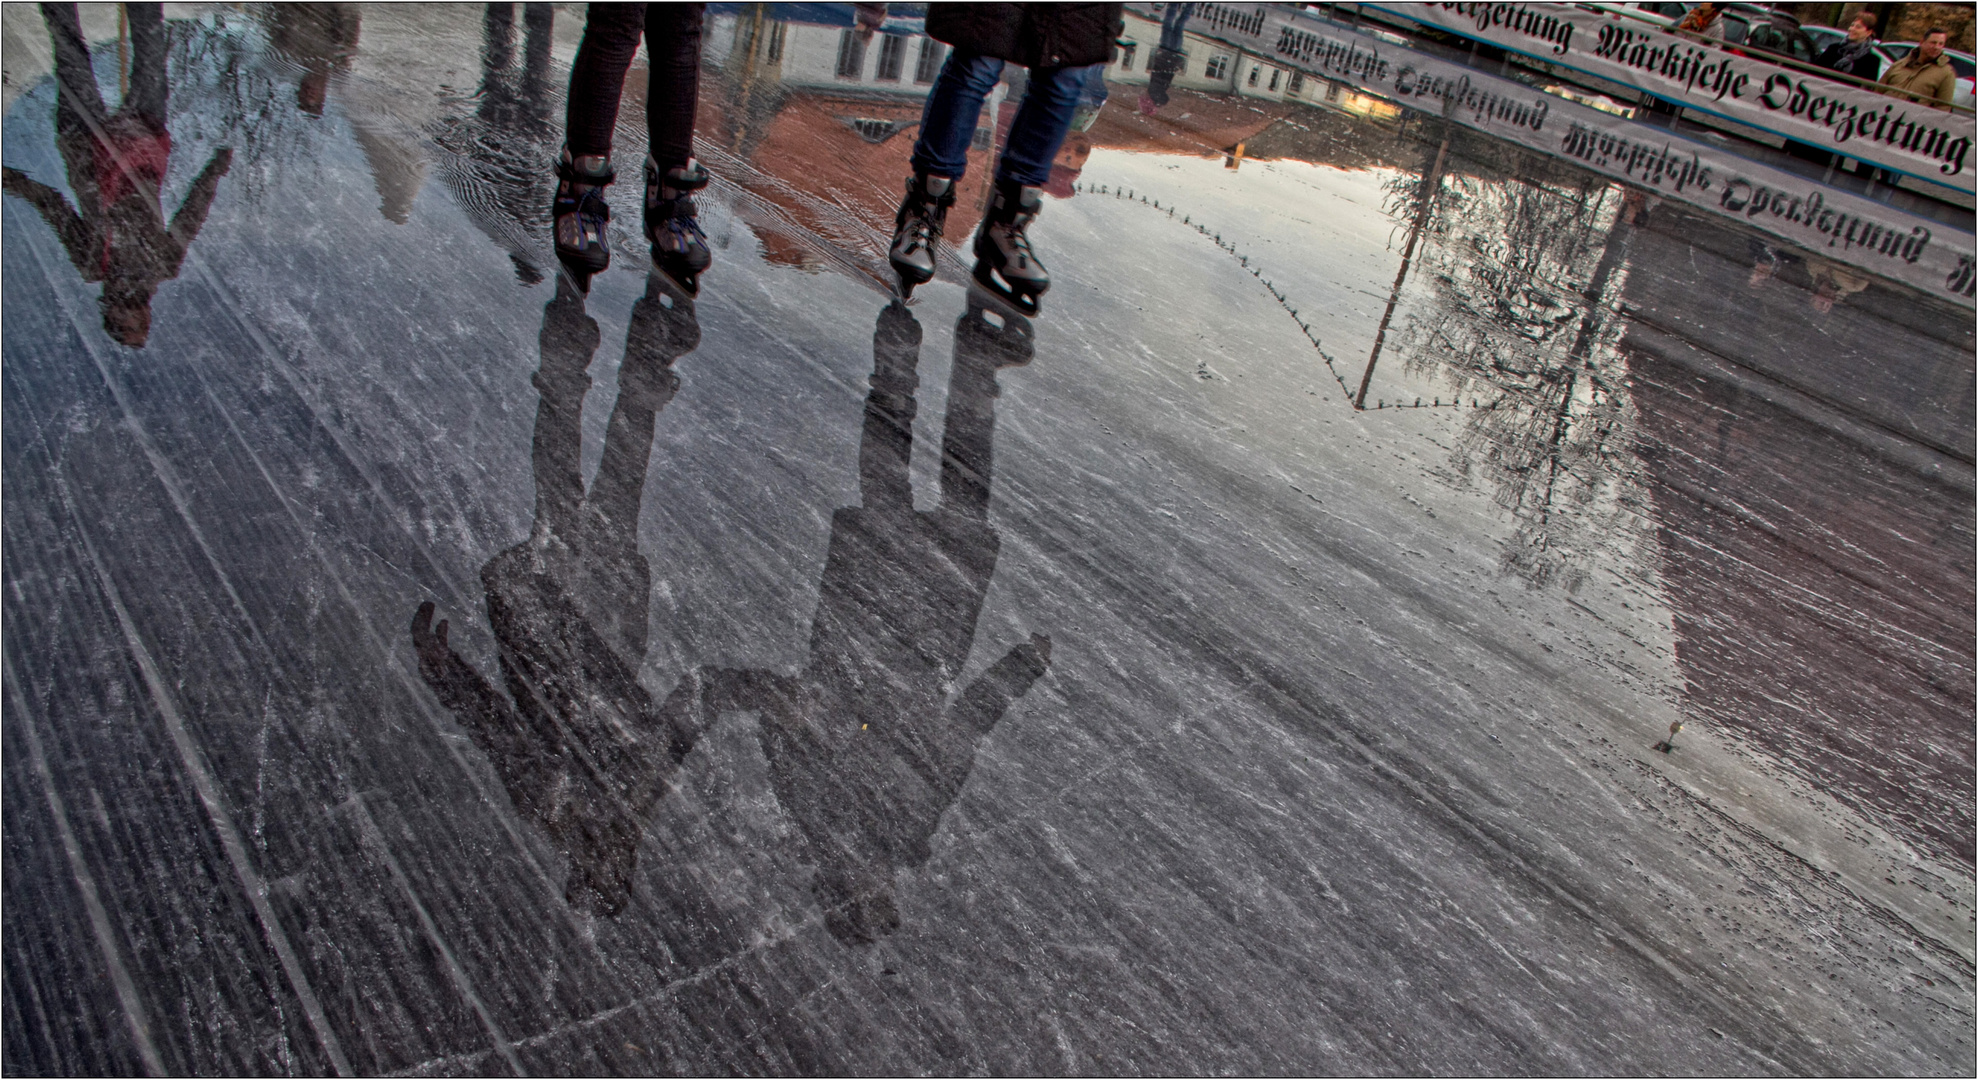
{"left": 890, "top": 51, "right": 1095, "bottom": 312}
{"left": 554, "top": 3, "right": 710, "bottom": 290}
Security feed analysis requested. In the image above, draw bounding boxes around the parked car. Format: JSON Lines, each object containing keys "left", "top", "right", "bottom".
{"left": 1739, "top": 12, "right": 1817, "bottom": 65}
{"left": 1876, "top": 42, "right": 1977, "bottom": 110}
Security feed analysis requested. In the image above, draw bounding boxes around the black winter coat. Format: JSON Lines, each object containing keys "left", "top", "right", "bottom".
{"left": 1815, "top": 40, "right": 1882, "bottom": 83}
{"left": 925, "top": 3, "right": 1124, "bottom": 69}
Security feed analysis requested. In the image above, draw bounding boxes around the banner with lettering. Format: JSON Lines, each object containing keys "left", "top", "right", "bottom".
{"left": 1135, "top": 3, "right": 1976, "bottom": 308}
{"left": 1363, "top": 3, "right": 1975, "bottom": 194}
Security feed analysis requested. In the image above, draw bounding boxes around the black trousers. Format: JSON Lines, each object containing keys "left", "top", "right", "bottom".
{"left": 564, "top": 3, "right": 703, "bottom": 169}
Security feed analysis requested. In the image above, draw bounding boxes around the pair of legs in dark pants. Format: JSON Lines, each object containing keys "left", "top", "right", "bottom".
{"left": 563, "top": 2, "right": 703, "bottom": 170}
{"left": 554, "top": 3, "right": 710, "bottom": 287}
{"left": 890, "top": 51, "right": 1091, "bottom": 309}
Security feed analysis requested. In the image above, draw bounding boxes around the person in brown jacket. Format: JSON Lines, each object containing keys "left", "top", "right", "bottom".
{"left": 1880, "top": 28, "right": 1958, "bottom": 111}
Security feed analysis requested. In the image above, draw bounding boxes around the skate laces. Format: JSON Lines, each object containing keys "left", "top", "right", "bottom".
{"left": 902, "top": 211, "right": 938, "bottom": 255}
{"left": 995, "top": 220, "right": 1036, "bottom": 267}
{"left": 654, "top": 205, "right": 706, "bottom": 254}
{"left": 899, "top": 177, "right": 953, "bottom": 253}
{"left": 555, "top": 181, "right": 611, "bottom": 250}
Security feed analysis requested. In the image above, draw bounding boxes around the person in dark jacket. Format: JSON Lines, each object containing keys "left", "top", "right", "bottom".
{"left": 888, "top": 3, "right": 1125, "bottom": 312}
{"left": 1815, "top": 12, "right": 1882, "bottom": 83}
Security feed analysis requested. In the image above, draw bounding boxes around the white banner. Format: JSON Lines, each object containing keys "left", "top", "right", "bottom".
{"left": 1152, "top": 4, "right": 1977, "bottom": 308}
{"left": 1364, "top": 2, "right": 1976, "bottom": 193}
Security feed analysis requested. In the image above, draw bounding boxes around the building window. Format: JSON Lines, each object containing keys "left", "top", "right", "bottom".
{"left": 915, "top": 38, "right": 944, "bottom": 83}
{"left": 1288, "top": 71, "right": 1304, "bottom": 95}
{"left": 1247, "top": 65, "right": 1260, "bottom": 87}
{"left": 1326, "top": 79, "right": 1342, "bottom": 101}
{"left": 876, "top": 33, "right": 905, "bottom": 80}
{"left": 1118, "top": 41, "right": 1137, "bottom": 70}
{"left": 765, "top": 21, "right": 785, "bottom": 62}
{"left": 836, "top": 29, "right": 866, "bottom": 78}
{"left": 1268, "top": 69, "right": 1281, "bottom": 91}
{"left": 1204, "top": 54, "right": 1228, "bottom": 79}
{"left": 972, "top": 125, "right": 994, "bottom": 150}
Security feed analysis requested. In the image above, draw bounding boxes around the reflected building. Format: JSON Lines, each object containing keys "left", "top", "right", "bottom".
{"left": 1616, "top": 196, "right": 1977, "bottom": 867}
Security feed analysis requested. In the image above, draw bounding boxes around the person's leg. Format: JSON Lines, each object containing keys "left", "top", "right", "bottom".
{"left": 1159, "top": 3, "right": 1194, "bottom": 50}
{"left": 890, "top": 50, "right": 1002, "bottom": 293}
{"left": 639, "top": 3, "right": 711, "bottom": 287}
{"left": 969, "top": 66, "right": 1084, "bottom": 311}
{"left": 909, "top": 49, "right": 1004, "bottom": 180}
{"left": 555, "top": 4, "right": 643, "bottom": 278}
{"left": 124, "top": 4, "right": 168, "bottom": 129}
{"left": 996, "top": 65, "right": 1086, "bottom": 187}
{"left": 859, "top": 302, "right": 921, "bottom": 514}
{"left": 641, "top": 3, "right": 703, "bottom": 172}
{"left": 940, "top": 295, "right": 1032, "bottom": 520}
{"left": 521, "top": 3, "right": 554, "bottom": 107}
{"left": 563, "top": 4, "right": 645, "bottom": 158}
{"left": 42, "top": 3, "right": 106, "bottom": 129}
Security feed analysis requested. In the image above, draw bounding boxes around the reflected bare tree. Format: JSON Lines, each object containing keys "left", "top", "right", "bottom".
{"left": 1392, "top": 137, "right": 1651, "bottom": 592}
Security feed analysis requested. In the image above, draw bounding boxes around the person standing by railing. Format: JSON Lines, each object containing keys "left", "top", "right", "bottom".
{"left": 1880, "top": 28, "right": 1958, "bottom": 111}
{"left": 1674, "top": 3, "right": 1726, "bottom": 40}
{"left": 1814, "top": 12, "right": 1883, "bottom": 83}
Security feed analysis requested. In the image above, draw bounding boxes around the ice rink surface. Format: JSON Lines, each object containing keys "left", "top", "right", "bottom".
{"left": 3, "top": 4, "right": 1973, "bottom": 1074}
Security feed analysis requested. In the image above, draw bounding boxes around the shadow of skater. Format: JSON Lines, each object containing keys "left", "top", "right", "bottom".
{"left": 264, "top": 3, "right": 360, "bottom": 117}
{"left": 1, "top": 3, "right": 232, "bottom": 348}
{"left": 707, "top": 293, "right": 1052, "bottom": 946}
{"left": 411, "top": 271, "right": 714, "bottom": 918}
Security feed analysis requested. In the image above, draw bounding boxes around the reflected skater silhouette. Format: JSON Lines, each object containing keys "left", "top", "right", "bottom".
{"left": 707, "top": 294, "right": 1052, "bottom": 945}
{"left": 264, "top": 3, "right": 360, "bottom": 117}
{"left": 434, "top": 3, "right": 560, "bottom": 285}
{"left": 2, "top": 3, "right": 232, "bottom": 347}
{"left": 412, "top": 271, "right": 711, "bottom": 917}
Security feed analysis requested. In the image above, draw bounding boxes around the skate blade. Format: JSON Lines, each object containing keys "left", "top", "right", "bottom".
{"left": 555, "top": 255, "right": 600, "bottom": 294}
{"left": 971, "top": 263, "right": 1041, "bottom": 317}
{"left": 657, "top": 265, "right": 701, "bottom": 297}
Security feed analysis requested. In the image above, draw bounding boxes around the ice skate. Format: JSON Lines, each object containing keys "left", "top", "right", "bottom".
{"left": 889, "top": 172, "right": 955, "bottom": 300}
{"left": 553, "top": 146, "right": 615, "bottom": 289}
{"left": 645, "top": 156, "right": 711, "bottom": 295}
{"left": 971, "top": 179, "right": 1048, "bottom": 316}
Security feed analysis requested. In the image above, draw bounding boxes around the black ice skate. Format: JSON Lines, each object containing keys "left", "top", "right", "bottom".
{"left": 889, "top": 172, "right": 955, "bottom": 300}
{"left": 971, "top": 179, "right": 1049, "bottom": 315}
{"left": 553, "top": 146, "right": 615, "bottom": 289}
{"left": 645, "top": 156, "right": 712, "bottom": 295}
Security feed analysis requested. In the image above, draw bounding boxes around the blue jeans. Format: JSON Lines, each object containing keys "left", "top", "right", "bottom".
{"left": 1159, "top": 3, "right": 1195, "bottom": 50}
{"left": 909, "top": 50, "right": 1089, "bottom": 187}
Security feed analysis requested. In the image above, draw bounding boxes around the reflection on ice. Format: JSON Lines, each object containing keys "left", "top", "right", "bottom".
{"left": 2, "top": 3, "right": 1973, "bottom": 1075}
